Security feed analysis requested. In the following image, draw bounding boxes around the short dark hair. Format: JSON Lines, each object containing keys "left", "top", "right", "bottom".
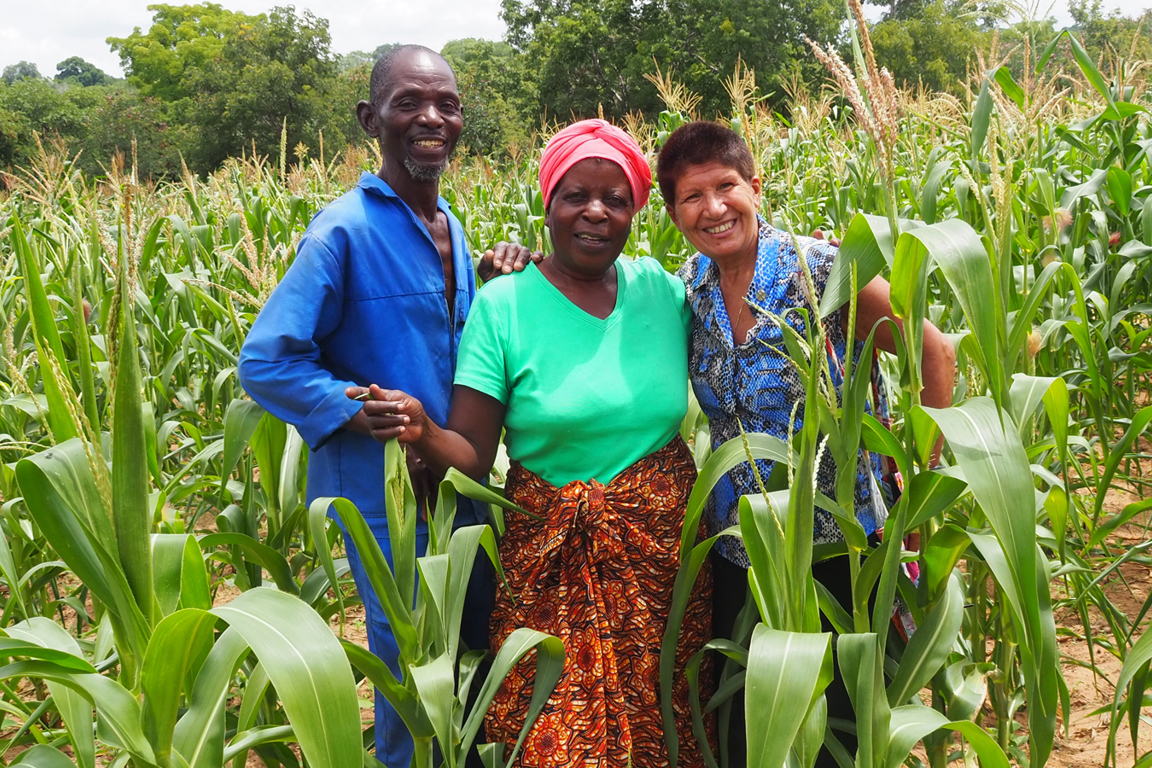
{"left": 369, "top": 44, "right": 455, "bottom": 106}
{"left": 655, "top": 121, "right": 756, "bottom": 204}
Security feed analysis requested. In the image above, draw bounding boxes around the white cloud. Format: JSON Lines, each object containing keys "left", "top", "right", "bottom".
{"left": 5, "top": 0, "right": 1152, "bottom": 81}
{"left": 0, "top": 0, "right": 506, "bottom": 78}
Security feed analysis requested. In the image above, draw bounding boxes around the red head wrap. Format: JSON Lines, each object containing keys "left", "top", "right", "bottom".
{"left": 538, "top": 119, "right": 652, "bottom": 211}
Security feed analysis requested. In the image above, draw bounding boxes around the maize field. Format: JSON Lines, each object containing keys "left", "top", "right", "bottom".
{"left": 0, "top": 21, "right": 1150, "bottom": 768}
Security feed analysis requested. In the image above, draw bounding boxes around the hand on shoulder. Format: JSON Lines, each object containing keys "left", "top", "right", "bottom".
{"left": 477, "top": 242, "right": 543, "bottom": 282}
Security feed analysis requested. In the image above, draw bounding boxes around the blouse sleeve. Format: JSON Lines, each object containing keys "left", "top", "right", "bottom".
{"left": 454, "top": 289, "right": 510, "bottom": 404}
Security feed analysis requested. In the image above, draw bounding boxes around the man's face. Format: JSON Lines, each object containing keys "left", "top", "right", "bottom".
{"left": 363, "top": 50, "right": 463, "bottom": 182}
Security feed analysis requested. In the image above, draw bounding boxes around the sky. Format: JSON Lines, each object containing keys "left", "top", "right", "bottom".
{"left": 0, "top": 0, "right": 508, "bottom": 78}
{"left": 2, "top": 0, "right": 1152, "bottom": 79}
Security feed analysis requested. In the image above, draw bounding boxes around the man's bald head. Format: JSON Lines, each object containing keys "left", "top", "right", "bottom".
{"left": 370, "top": 45, "right": 457, "bottom": 106}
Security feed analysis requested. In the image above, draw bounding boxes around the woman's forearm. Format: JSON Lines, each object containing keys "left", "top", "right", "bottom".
{"left": 920, "top": 321, "right": 956, "bottom": 410}
{"left": 345, "top": 383, "right": 503, "bottom": 480}
{"left": 409, "top": 420, "right": 490, "bottom": 481}
{"left": 413, "top": 384, "right": 506, "bottom": 481}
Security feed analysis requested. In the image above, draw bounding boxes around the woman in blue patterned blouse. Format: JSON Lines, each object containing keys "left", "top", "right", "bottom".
{"left": 655, "top": 121, "right": 956, "bottom": 767}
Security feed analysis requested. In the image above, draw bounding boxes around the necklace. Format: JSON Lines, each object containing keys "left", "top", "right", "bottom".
{"left": 722, "top": 264, "right": 755, "bottom": 343}
{"left": 732, "top": 297, "right": 747, "bottom": 343}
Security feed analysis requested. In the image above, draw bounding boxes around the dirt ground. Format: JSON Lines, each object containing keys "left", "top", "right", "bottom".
{"left": 1051, "top": 479, "right": 1152, "bottom": 768}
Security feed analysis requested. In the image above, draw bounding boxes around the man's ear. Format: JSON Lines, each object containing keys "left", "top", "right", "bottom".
{"left": 666, "top": 203, "right": 679, "bottom": 228}
{"left": 356, "top": 100, "right": 378, "bottom": 138}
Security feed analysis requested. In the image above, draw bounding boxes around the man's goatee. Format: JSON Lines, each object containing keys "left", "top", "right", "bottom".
{"left": 405, "top": 155, "right": 448, "bottom": 182}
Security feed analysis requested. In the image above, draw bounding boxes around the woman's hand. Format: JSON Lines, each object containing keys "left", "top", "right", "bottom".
{"left": 345, "top": 384, "right": 428, "bottom": 444}
{"left": 811, "top": 229, "right": 841, "bottom": 247}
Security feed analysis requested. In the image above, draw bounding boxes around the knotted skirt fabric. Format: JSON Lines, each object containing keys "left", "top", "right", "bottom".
{"left": 485, "top": 437, "right": 714, "bottom": 767}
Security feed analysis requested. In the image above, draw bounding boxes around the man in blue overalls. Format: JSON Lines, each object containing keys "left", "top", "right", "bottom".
{"left": 239, "top": 44, "right": 534, "bottom": 767}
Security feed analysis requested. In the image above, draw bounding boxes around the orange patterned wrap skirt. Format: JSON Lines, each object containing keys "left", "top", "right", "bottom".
{"left": 485, "top": 437, "right": 714, "bottom": 768}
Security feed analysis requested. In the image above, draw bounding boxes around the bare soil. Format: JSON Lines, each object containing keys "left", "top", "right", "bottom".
{"left": 1052, "top": 466, "right": 1152, "bottom": 768}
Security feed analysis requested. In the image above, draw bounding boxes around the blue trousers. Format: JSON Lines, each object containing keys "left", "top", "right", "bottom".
{"left": 342, "top": 517, "right": 495, "bottom": 767}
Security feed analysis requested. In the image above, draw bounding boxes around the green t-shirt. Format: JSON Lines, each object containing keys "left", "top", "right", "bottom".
{"left": 455, "top": 257, "right": 690, "bottom": 487}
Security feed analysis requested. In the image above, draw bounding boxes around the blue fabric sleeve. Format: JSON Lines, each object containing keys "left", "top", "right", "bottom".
{"left": 238, "top": 235, "right": 363, "bottom": 449}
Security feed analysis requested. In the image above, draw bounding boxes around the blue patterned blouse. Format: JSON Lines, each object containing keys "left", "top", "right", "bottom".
{"left": 678, "top": 218, "right": 887, "bottom": 567}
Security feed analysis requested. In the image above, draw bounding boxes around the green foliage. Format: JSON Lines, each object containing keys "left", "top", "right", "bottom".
{"left": 107, "top": 3, "right": 340, "bottom": 172}
{"left": 341, "top": 43, "right": 400, "bottom": 72}
{"left": 441, "top": 39, "right": 527, "bottom": 156}
{"left": 107, "top": 3, "right": 254, "bottom": 101}
{"left": 0, "top": 78, "right": 183, "bottom": 178}
{"left": 500, "top": 0, "right": 843, "bottom": 119}
{"left": 6, "top": 0, "right": 1152, "bottom": 177}
{"left": 1070, "top": 0, "right": 1152, "bottom": 61}
{"left": 870, "top": 1, "right": 986, "bottom": 93}
{"left": 180, "top": 6, "right": 339, "bottom": 170}
{"left": 54, "top": 58, "right": 110, "bottom": 87}
{"left": 2, "top": 62, "right": 42, "bottom": 85}
{"left": 1, "top": 20, "right": 1152, "bottom": 768}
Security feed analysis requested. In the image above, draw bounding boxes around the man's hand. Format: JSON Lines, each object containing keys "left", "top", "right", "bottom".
{"left": 345, "top": 385, "right": 437, "bottom": 517}
{"left": 476, "top": 242, "right": 543, "bottom": 282}
{"left": 345, "top": 384, "right": 428, "bottom": 444}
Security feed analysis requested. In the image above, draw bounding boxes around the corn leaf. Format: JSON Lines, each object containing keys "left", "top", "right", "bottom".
{"left": 744, "top": 626, "right": 832, "bottom": 768}
{"left": 7, "top": 620, "right": 96, "bottom": 768}
{"left": 211, "top": 588, "right": 361, "bottom": 768}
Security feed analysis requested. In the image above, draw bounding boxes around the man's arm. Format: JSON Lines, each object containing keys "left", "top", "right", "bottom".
{"left": 238, "top": 238, "right": 362, "bottom": 449}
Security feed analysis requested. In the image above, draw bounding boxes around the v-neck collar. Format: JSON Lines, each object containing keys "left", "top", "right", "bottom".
{"left": 528, "top": 260, "right": 626, "bottom": 329}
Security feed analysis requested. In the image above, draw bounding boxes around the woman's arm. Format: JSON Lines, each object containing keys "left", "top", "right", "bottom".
{"left": 346, "top": 383, "right": 505, "bottom": 481}
{"left": 849, "top": 275, "right": 956, "bottom": 410}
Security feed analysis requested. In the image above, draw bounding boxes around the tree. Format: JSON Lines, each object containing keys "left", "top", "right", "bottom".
{"left": 1069, "top": 0, "right": 1152, "bottom": 62}
{"left": 81, "top": 87, "right": 185, "bottom": 179}
{"left": 182, "top": 6, "right": 339, "bottom": 169}
{"left": 441, "top": 38, "right": 527, "bottom": 156}
{"left": 0, "top": 76, "right": 182, "bottom": 180}
{"left": 327, "top": 65, "right": 372, "bottom": 148}
{"left": 108, "top": 4, "right": 339, "bottom": 173}
{"left": 2, "top": 61, "right": 42, "bottom": 85}
{"left": 55, "top": 57, "right": 111, "bottom": 87}
{"left": 501, "top": 0, "right": 667, "bottom": 119}
{"left": 108, "top": 3, "right": 254, "bottom": 101}
{"left": 340, "top": 43, "right": 401, "bottom": 71}
{"left": 500, "top": 0, "right": 843, "bottom": 121}
{"left": 0, "top": 77, "right": 79, "bottom": 164}
{"left": 0, "top": 78, "right": 68, "bottom": 167}
{"left": 870, "top": 0, "right": 986, "bottom": 93}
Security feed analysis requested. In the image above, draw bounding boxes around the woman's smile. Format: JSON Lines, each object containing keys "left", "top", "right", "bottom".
{"left": 667, "top": 160, "right": 762, "bottom": 267}
{"left": 703, "top": 220, "right": 736, "bottom": 234}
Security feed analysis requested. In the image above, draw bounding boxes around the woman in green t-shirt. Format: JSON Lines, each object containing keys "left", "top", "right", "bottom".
{"left": 351, "top": 119, "right": 713, "bottom": 768}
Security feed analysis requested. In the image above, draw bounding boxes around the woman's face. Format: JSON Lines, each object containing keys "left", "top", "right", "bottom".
{"left": 667, "top": 161, "right": 761, "bottom": 265}
{"left": 545, "top": 158, "right": 634, "bottom": 278}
